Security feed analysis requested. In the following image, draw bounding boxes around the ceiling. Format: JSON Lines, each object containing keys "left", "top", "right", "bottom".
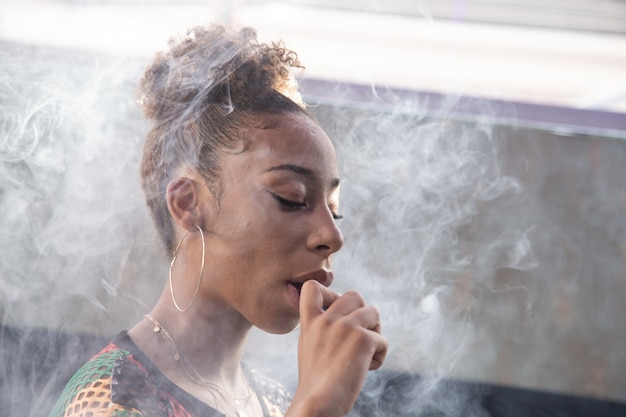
{"left": 1, "top": 0, "right": 625, "bottom": 113}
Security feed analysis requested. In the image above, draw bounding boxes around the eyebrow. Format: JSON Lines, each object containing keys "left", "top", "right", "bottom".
{"left": 264, "top": 164, "right": 340, "bottom": 187}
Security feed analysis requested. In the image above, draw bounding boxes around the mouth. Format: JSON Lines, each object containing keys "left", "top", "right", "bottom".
{"left": 286, "top": 269, "right": 333, "bottom": 311}
{"left": 288, "top": 269, "right": 334, "bottom": 296}
{"left": 288, "top": 281, "right": 304, "bottom": 295}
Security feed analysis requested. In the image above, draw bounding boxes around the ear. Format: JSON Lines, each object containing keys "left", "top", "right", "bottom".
{"left": 166, "top": 177, "right": 202, "bottom": 232}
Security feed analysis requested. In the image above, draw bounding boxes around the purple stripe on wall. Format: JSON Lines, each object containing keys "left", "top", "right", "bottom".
{"left": 299, "top": 78, "right": 626, "bottom": 139}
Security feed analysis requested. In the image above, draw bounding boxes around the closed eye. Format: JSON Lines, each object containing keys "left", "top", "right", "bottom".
{"left": 269, "top": 192, "right": 306, "bottom": 210}
{"left": 270, "top": 192, "right": 343, "bottom": 221}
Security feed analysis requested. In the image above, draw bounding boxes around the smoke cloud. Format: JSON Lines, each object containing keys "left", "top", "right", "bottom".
{"left": 0, "top": 43, "right": 161, "bottom": 335}
{"left": 2, "top": 29, "right": 626, "bottom": 417}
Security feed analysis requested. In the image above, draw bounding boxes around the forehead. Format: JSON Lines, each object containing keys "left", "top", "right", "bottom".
{"left": 234, "top": 113, "right": 339, "bottom": 177}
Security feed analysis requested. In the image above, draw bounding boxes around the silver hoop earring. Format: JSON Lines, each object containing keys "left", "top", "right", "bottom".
{"left": 169, "top": 225, "right": 205, "bottom": 312}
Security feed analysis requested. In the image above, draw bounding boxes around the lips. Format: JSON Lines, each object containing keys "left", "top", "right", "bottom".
{"left": 288, "top": 269, "right": 334, "bottom": 295}
{"left": 290, "top": 281, "right": 304, "bottom": 294}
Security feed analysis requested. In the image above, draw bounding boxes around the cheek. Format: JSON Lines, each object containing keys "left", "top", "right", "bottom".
{"left": 236, "top": 221, "right": 306, "bottom": 268}
{"left": 273, "top": 220, "right": 307, "bottom": 241}
{"left": 248, "top": 221, "right": 304, "bottom": 255}
{"left": 218, "top": 190, "right": 307, "bottom": 254}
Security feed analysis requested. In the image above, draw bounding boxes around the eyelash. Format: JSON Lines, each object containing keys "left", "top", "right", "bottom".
{"left": 269, "top": 192, "right": 343, "bottom": 221}
{"left": 270, "top": 192, "right": 306, "bottom": 210}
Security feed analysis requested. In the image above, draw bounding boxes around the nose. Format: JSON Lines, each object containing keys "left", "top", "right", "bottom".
{"left": 306, "top": 206, "right": 344, "bottom": 256}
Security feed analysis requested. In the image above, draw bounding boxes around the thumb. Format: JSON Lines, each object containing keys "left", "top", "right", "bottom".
{"left": 299, "top": 280, "right": 340, "bottom": 323}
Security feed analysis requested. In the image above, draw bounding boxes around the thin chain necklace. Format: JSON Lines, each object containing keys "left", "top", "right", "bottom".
{"left": 144, "top": 314, "right": 253, "bottom": 417}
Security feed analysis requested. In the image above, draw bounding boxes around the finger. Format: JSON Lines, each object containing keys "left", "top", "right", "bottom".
{"left": 324, "top": 290, "right": 365, "bottom": 316}
{"left": 345, "top": 305, "right": 381, "bottom": 333}
{"left": 370, "top": 335, "right": 388, "bottom": 370}
{"left": 299, "top": 280, "right": 341, "bottom": 322}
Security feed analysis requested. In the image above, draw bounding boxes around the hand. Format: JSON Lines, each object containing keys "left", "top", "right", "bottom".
{"left": 287, "top": 280, "right": 388, "bottom": 417}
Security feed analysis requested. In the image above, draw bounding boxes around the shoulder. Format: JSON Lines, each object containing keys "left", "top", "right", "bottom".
{"left": 49, "top": 334, "right": 200, "bottom": 417}
{"left": 247, "top": 368, "right": 293, "bottom": 417}
{"left": 49, "top": 342, "right": 143, "bottom": 417}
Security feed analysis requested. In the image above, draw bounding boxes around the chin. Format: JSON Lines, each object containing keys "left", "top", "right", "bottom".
{"left": 256, "top": 317, "right": 301, "bottom": 335}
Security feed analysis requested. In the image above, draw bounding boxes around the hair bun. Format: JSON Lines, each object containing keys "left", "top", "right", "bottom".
{"left": 138, "top": 25, "right": 303, "bottom": 123}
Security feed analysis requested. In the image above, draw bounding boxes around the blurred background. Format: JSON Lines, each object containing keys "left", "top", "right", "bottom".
{"left": 1, "top": 1, "right": 626, "bottom": 416}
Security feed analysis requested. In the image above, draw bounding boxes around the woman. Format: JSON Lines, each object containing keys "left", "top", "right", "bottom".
{"left": 49, "top": 25, "right": 387, "bottom": 417}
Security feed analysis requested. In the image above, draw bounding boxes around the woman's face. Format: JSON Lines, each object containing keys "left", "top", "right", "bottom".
{"left": 197, "top": 112, "right": 344, "bottom": 333}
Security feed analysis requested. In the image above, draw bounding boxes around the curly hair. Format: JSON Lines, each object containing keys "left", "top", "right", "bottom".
{"left": 138, "top": 25, "right": 310, "bottom": 254}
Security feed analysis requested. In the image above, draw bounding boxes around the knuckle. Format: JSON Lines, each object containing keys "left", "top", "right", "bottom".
{"left": 366, "top": 305, "right": 380, "bottom": 318}
{"left": 343, "top": 290, "right": 365, "bottom": 306}
{"left": 318, "top": 312, "right": 334, "bottom": 328}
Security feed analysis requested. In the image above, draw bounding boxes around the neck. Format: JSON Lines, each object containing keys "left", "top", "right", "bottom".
{"left": 129, "top": 291, "right": 252, "bottom": 393}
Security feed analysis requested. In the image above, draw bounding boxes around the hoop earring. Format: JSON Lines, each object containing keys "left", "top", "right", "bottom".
{"left": 169, "top": 225, "right": 205, "bottom": 312}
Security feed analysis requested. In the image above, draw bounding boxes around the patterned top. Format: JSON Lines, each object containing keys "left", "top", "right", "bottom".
{"left": 49, "top": 332, "right": 292, "bottom": 417}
